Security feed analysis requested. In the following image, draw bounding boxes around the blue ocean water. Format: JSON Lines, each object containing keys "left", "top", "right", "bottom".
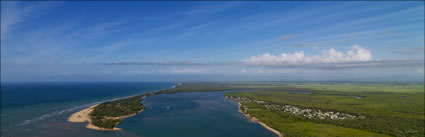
{"left": 1, "top": 82, "right": 276, "bottom": 137}
{"left": 1, "top": 82, "right": 175, "bottom": 137}
{"left": 119, "top": 91, "right": 277, "bottom": 137}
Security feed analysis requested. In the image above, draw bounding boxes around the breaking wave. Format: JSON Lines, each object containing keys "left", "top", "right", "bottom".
{"left": 15, "top": 83, "right": 180, "bottom": 127}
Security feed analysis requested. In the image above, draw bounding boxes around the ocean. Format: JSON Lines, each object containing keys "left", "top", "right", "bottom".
{"left": 1, "top": 82, "right": 276, "bottom": 137}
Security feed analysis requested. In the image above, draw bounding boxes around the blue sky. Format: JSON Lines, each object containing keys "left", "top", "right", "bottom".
{"left": 1, "top": 1, "right": 424, "bottom": 82}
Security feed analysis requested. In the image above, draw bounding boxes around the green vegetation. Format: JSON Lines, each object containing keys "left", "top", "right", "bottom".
{"left": 91, "top": 116, "right": 122, "bottom": 129}
{"left": 289, "top": 82, "right": 424, "bottom": 93}
{"left": 89, "top": 95, "right": 146, "bottom": 129}
{"left": 88, "top": 81, "right": 424, "bottom": 135}
{"left": 156, "top": 82, "right": 240, "bottom": 94}
{"left": 242, "top": 101, "right": 388, "bottom": 137}
{"left": 88, "top": 82, "right": 240, "bottom": 129}
{"left": 225, "top": 83, "right": 424, "bottom": 137}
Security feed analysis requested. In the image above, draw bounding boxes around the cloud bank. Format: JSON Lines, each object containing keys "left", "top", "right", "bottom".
{"left": 102, "top": 44, "right": 422, "bottom": 71}
{"left": 245, "top": 45, "right": 372, "bottom": 66}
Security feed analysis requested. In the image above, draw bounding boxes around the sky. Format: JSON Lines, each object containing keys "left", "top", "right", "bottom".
{"left": 1, "top": 1, "right": 424, "bottom": 82}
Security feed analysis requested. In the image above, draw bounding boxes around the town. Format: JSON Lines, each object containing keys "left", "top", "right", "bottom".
{"left": 226, "top": 96, "right": 365, "bottom": 120}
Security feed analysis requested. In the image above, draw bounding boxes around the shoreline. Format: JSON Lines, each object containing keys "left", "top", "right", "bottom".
{"left": 68, "top": 104, "right": 144, "bottom": 131}
{"left": 68, "top": 83, "right": 281, "bottom": 134}
{"left": 236, "top": 102, "right": 283, "bottom": 137}
{"left": 67, "top": 104, "right": 121, "bottom": 131}
{"left": 68, "top": 83, "right": 180, "bottom": 131}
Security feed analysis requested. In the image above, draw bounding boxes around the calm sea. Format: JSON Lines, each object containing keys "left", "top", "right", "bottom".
{"left": 1, "top": 82, "right": 276, "bottom": 137}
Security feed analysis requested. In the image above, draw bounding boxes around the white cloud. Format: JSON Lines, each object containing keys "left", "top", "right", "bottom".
{"left": 1, "top": 2, "right": 32, "bottom": 38}
{"left": 190, "top": 23, "right": 210, "bottom": 31}
{"left": 245, "top": 45, "right": 372, "bottom": 66}
{"left": 1, "top": 2, "right": 56, "bottom": 39}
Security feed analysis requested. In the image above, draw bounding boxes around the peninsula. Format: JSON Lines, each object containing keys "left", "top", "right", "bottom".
{"left": 68, "top": 82, "right": 424, "bottom": 137}
{"left": 68, "top": 82, "right": 238, "bottom": 131}
{"left": 68, "top": 95, "right": 147, "bottom": 130}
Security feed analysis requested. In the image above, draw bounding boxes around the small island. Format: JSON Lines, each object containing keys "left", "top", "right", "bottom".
{"left": 68, "top": 94, "right": 148, "bottom": 130}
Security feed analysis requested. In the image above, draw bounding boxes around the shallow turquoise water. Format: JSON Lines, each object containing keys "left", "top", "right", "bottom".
{"left": 1, "top": 83, "right": 276, "bottom": 137}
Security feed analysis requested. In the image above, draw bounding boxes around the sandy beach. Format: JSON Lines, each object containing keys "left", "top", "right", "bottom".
{"left": 68, "top": 104, "right": 121, "bottom": 131}
{"left": 238, "top": 102, "right": 283, "bottom": 137}
{"left": 68, "top": 104, "right": 145, "bottom": 131}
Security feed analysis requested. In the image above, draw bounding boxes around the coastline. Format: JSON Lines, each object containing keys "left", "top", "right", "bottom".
{"left": 68, "top": 83, "right": 180, "bottom": 131}
{"left": 68, "top": 104, "right": 144, "bottom": 131}
{"left": 67, "top": 104, "right": 121, "bottom": 131}
{"left": 68, "top": 83, "right": 282, "bottom": 134}
{"left": 237, "top": 102, "right": 283, "bottom": 137}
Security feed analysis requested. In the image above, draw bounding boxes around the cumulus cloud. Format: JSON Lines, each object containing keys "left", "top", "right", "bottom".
{"left": 102, "top": 45, "right": 421, "bottom": 71}
{"left": 244, "top": 45, "right": 372, "bottom": 66}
